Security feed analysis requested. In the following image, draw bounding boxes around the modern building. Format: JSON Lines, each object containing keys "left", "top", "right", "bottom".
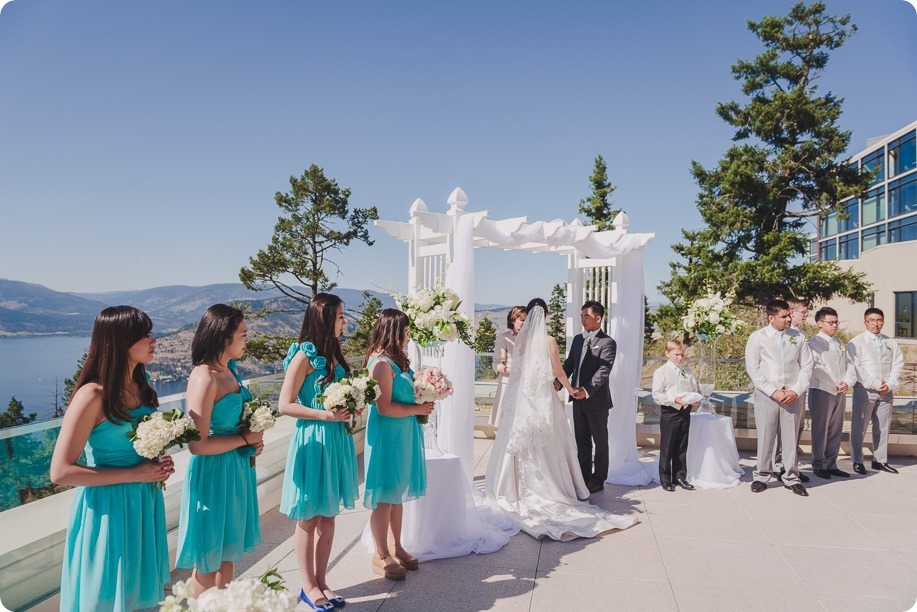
{"left": 813, "top": 119, "right": 917, "bottom": 347}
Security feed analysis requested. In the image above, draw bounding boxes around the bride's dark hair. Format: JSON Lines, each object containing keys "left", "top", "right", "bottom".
{"left": 525, "top": 297, "right": 548, "bottom": 314}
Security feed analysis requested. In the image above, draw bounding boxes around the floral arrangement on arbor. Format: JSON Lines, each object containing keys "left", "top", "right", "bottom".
{"left": 392, "top": 283, "right": 474, "bottom": 348}
{"left": 681, "top": 290, "right": 741, "bottom": 342}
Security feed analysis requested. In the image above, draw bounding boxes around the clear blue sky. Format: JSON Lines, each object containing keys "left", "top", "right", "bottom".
{"left": 1, "top": 1, "right": 915, "bottom": 306}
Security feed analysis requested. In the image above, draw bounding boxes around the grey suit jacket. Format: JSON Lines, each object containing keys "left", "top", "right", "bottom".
{"left": 562, "top": 331, "right": 616, "bottom": 411}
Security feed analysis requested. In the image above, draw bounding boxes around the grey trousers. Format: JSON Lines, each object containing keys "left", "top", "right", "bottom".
{"left": 808, "top": 388, "right": 846, "bottom": 471}
{"left": 850, "top": 383, "right": 893, "bottom": 464}
{"left": 754, "top": 390, "right": 803, "bottom": 485}
{"left": 774, "top": 395, "right": 807, "bottom": 470}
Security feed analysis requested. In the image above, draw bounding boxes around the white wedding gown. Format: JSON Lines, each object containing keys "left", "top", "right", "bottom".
{"left": 484, "top": 308, "right": 637, "bottom": 541}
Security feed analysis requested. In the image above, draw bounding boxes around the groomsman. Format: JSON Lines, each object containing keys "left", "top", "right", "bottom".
{"left": 651, "top": 340, "right": 699, "bottom": 492}
{"left": 807, "top": 307, "right": 855, "bottom": 479}
{"left": 846, "top": 308, "right": 905, "bottom": 474}
{"left": 745, "top": 299, "right": 814, "bottom": 496}
{"left": 562, "top": 300, "right": 616, "bottom": 494}
{"left": 774, "top": 297, "right": 812, "bottom": 483}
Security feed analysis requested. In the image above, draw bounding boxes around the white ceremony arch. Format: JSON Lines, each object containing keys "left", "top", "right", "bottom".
{"left": 376, "top": 187, "right": 659, "bottom": 486}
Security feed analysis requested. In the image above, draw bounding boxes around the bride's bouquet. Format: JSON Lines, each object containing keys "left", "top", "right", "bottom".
{"left": 239, "top": 400, "right": 280, "bottom": 467}
{"left": 413, "top": 366, "right": 453, "bottom": 425}
{"left": 393, "top": 283, "right": 474, "bottom": 348}
{"left": 128, "top": 409, "right": 200, "bottom": 490}
{"left": 316, "top": 372, "right": 381, "bottom": 434}
{"left": 160, "top": 568, "right": 297, "bottom": 612}
{"left": 681, "top": 289, "right": 741, "bottom": 342}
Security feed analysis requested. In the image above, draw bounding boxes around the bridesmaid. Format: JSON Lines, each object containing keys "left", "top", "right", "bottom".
{"left": 51, "top": 306, "right": 173, "bottom": 612}
{"left": 177, "top": 304, "right": 264, "bottom": 596}
{"left": 489, "top": 305, "right": 527, "bottom": 428}
{"left": 278, "top": 293, "right": 358, "bottom": 611}
{"left": 363, "top": 309, "right": 434, "bottom": 580}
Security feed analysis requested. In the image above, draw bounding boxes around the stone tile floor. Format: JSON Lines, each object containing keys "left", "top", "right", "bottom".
{"left": 169, "top": 436, "right": 917, "bottom": 612}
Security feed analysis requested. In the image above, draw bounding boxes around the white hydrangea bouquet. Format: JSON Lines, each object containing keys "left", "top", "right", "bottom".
{"left": 393, "top": 283, "right": 474, "bottom": 348}
{"left": 316, "top": 371, "right": 381, "bottom": 434}
{"left": 681, "top": 289, "right": 741, "bottom": 342}
{"left": 240, "top": 401, "right": 280, "bottom": 467}
{"left": 413, "top": 366, "right": 453, "bottom": 425}
{"left": 160, "top": 568, "right": 297, "bottom": 612}
{"left": 128, "top": 409, "right": 200, "bottom": 490}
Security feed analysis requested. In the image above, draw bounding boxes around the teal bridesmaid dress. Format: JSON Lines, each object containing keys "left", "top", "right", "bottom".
{"left": 363, "top": 355, "right": 427, "bottom": 509}
{"left": 177, "top": 360, "right": 262, "bottom": 572}
{"left": 279, "top": 342, "right": 359, "bottom": 520}
{"left": 60, "top": 405, "right": 170, "bottom": 612}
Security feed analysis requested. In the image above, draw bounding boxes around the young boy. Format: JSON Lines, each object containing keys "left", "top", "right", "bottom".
{"left": 652, "top": 340, "right": 699, "bottom": 492}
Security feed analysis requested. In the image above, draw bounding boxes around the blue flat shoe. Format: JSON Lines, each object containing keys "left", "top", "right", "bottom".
{"left": 301, "top": 589, "right": 335, "bottom": 611}
{"left": 327, "top": 595, "right": 346, "bottom": 608}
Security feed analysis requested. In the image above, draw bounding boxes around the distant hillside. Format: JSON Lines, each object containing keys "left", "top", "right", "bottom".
{"left": 0, "top": 279, "right": 106, "bottom": 335}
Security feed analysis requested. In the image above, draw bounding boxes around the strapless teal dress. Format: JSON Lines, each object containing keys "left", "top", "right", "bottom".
{"left": 363, "top": 356, "right": 427, "bottom": 509}
{"left": 177, "top": 360, "right": 262, "bottom": 572}
{"left": 280, "top": 342, "right": 359, "bottom": 520}
{"left": 60, "top": 404, "right": 169, "bottom": 612}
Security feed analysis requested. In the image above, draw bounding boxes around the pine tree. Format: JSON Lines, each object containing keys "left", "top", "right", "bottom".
{"left": 548, "top": 284, "right": 567, "bottom": 353}
{"left": 578, "top": 155, "right": 619, "bottom": 231}
{"left": 473, "top": 317, "right": 498, "bottom": 380}
{"left": 345, "top": 291, "right": 383, "bottom": 361}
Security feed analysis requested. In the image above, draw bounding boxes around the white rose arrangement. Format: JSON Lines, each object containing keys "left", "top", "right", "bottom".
{"left": 127, "top": 409, "right": 200, "bottom": 490}
{"left": 316, "top": 372, "right": 381, "bottom": 434}
{"left": 160, "top": 568, "right": 297, "bottom": 612}
{"left": 682, "top": 289, "right": 741, "bottom": 342}
{"left": 240, "top": 401, "right": 280, "bottom": 467}
{"left": 392, "top": 283, "right": 474, "bottom": 348}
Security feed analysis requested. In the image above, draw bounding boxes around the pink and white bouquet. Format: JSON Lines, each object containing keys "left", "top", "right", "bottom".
{"left": 317, "top": 372, "right": 381, "bottom": 434}
{"left": 160, "top": 568, "right": 297, "bottom": 612}
{"left": 240, "top": 401, "right": 280, "bottom": 466}
{"left": 413, "top": 366, "right": 453, "bottom": 425}
{"left": 128, "top": 409, "right": 200, "bottom": 490}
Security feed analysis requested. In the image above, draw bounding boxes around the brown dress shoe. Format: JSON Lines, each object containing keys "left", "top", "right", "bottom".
{"left": 372, "top": 554, "right": 407, "bottom": 580}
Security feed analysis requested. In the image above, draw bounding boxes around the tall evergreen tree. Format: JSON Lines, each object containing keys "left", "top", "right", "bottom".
{"left": 658, "top": 2, "right": 871, "bottom": 318}
{"left": 0, "top": 397, "right": 37, "bottom": 431}
{"left": 548, "top": 284, "right": 567, "bottom": 353}
{"left": 345, "top": 291, "right": 383, "bottom": 361}
{"left": 578, "top": 155, "right": 619, "bottom": 231}
{"left": 473, "top": 316, "right": 498, "bottom": 380}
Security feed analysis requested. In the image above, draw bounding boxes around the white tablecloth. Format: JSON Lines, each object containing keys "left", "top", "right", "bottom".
{"left": 362, "top": 450, "right": 519, "bottom": 561}
{"left": 686, "top": 412, "right": 744, "bottom": 489}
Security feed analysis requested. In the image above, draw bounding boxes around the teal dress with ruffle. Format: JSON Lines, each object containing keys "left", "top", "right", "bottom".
{"left": 176, "top": 360, "right": 262, "bottom": 573}
{"left": 279, "top": 342, "right": 359, "bottom": 520}
{"left": 60, "top": 404, "right": 170, "bottom": 612}
{"left": 363, "top": 355, "right": 427, "bottom": 509}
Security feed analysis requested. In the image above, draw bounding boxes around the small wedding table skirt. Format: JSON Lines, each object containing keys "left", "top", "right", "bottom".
{"left": 685, "top": 412, "right": 744, "bottom": 489}
{"left": 361, "top": 450, "right": 519, "bottom": 561}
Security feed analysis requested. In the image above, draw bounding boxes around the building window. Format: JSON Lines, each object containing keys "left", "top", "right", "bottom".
{"left": 889, "top": 173, "right": 917, "bottom": 218}
{"left": 838, "top": 233, "right": 859, "bottom": 259}
{"left": 862, "top": 225, "right": 886, "bottom": 252}
{"left": 838, "top": 198, "right": 859, "bottom": 232}
{"left": 809, "top": 238, "right": 818, "bottom": 262}
{"left": 862, "top": 188, "right": 886, "bottom": 226}
{"left": 819, "top": 211, "right": 839, "bottom": 237}
{"left": 888, "top": 215, "right": 917, "bottom": 244}
{"left": 895, "top": 291, "right": 916, "bottom": 339}
{"left": 889, "top": 130, "right": 916, "bottom": 177}
{"left": 819, "top": 238, "right": 837, "bottom": 260}
{"left": 863, "top": 150, "right": 885, "bottom": 186}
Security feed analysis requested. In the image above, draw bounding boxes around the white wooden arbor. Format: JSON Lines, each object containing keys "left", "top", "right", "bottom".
{"left": 376, "top": 187, "right": 659, "bottom": 486}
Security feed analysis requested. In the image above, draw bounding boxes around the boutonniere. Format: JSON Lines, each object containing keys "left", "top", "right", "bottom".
{"left": 789, "top": 335, "right": 798, "bottom": 346}
{"left": 678, "top": 368, "right": 687, "bottom": 378}
{"left": 883, "top": 341, "right": 891, "bottom": 351}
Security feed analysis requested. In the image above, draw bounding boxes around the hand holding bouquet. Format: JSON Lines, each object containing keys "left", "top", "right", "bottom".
{"left": 413, "top": 366, "right": 453, "bottom": 425}
{"left": 317, "top": 372, "right": 381, "bottom": 434}
{"left": 128, "top": 409, "right": 200, "bottom": 490}
{"left": 240, "top": 401, "right": 280, "bottom": 467}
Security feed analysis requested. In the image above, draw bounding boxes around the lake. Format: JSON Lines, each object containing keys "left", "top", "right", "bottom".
{"left": 0, "top": 336, "right": 188, "bottom": 421}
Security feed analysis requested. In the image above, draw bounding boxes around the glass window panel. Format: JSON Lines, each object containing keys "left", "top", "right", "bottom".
{"left": 838, "top": 199, "right": 859, "bottom": 232}
{"left": 889, "top": 131, "right": 916, "bottom": 177}
{"left": 862, "top": 188, "right": 886, "bottom": 226}
{"left": 862, "top": 225, "right": 886, "bottom": 251}
{"left": 889, "top": 173, "right": 917, "bottom": 218}
{"left": 818, "top": 238, "right": 837, "bottom": 260}
{"left": 895, "top": 292, "right": 915, "bottom": 339}
{"left": 863, "top": 150, "right": 885, "bottom": 185}
{"left": 889, "top": 216, "right": 917, "bottom": 244}
{"left": 822, "top": 211, "right": 838, "bottom": 236}
{"left": 838, "top": 233, "right": 859, "bottom": 259}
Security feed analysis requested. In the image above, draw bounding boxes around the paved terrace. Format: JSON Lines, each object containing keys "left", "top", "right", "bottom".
{"left": 119, "top": 435, "right": 917, "bottom": 612}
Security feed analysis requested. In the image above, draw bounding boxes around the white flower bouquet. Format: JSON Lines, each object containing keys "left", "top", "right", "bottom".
{"left": 316, "top": 372, "right": 381, "bottom": 434}
{"left": 413, "top": 366, "right": 453, "bottom": 425}
{"left": 127, "top": 409, "right": 200, "bottom": 490}
{"left": 160, "top": 568, "right": 297, "bottom": 612}
{"left": 681, "top": 289, "right": 741, "bottom": 342}
{"left": 393, "top": 283, "right": 474, "bottom": 348}
{"left": 240, "top": 401, "right": 280, "bottom": 467}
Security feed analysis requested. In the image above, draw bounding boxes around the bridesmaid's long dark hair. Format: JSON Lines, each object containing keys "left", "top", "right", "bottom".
{"left": 192, "top": 304, "right": 245, "bottom": 367}
{"left": 364, "top": 309, "right": 410, "bottom": 372}
{"left": 299, "top": 293, "right": 350, "bottom": 386}
{"left": 75, "top": 306, "right": 159, "bottom": 424}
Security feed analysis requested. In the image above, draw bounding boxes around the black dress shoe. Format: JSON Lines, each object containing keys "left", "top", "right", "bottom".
{"left": 587, "top": 481, "right": 605, "bottom": 493}
{"left": 774, "top": 469, "right": 785, "bottom": 483}
{"left": 871, "top": 461, "right": 899, "bottom": 474}
{"left": 852, "top": 463, "right": 867, "bottom": 475}
{"left": 786, "top": 483, "right": 808, "bottom": 497}
{"left": 751, "top": 481, "right": 767, "bottom": 493}
{"left": 813, "top": 469, "right": 832, "bottom": 479}
{"left": 798, "top": 472, "right": 810, "bottom": 483}
{"left": 676, "top": 479, "right": 695, "bottom": 491}
{"left": 661, "top": 482, "right": 676, "bottom": 492}
{"left": 828, "top": 468, "right": 850, "bottom": 478}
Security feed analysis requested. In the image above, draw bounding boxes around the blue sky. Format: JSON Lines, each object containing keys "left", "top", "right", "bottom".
{"left": 1, "top": 1, "right": 915, "bottom": 306}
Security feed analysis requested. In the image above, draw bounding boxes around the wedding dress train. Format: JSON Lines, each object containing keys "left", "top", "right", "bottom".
{"left": 484, "top": 307, "right": 637, "bottom": 541}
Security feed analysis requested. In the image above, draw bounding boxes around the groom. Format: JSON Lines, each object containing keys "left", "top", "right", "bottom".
{"left": 562, "top": 300, "right": 616, "bottom": 494}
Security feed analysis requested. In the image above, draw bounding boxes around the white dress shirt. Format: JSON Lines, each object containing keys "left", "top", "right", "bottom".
{"left": 808, "top": 331, "right": 856, "bottom": 394}
{"left": 573, "top": 330, "right": 599, "bottom": 387}
{"left": 745, "top": 325, "right": 814, "bottom": 397}
{"left": 846, "top": 331, "right": 905, "bottom": 391}
{"left": 651, "top": 359, "right": 699, "bottom": 406}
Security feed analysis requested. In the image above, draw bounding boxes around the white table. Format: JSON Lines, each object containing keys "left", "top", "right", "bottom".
{"left": 686, "top": 412, "right": 745, "bottom": 489}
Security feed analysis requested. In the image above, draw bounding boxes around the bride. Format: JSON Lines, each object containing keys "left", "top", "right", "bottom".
{"left": 485, "top": 298, "right": 637, "bottom": 541}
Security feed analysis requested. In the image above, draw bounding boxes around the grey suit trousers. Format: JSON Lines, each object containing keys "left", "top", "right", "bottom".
{"left": 753, "top": 390, "right": 803, "bottom": 485}
{"left": 850, "top": 383, "right": 893, "bottom": 464}
{"left": 808, "top": 388, "right": 845, "bottom": 471}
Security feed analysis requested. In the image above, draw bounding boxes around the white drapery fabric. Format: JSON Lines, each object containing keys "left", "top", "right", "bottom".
{"left": 686, "top": 413, "right": 745, "bottom": 489}
{"left": 605, "top": 249, "right": 658, "bottom": 485}
{"left": 473, "top": 218, "right": 648, "bottom": 259}
{"left": 437, "top": 210, "right": 476, "bottom": 480}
